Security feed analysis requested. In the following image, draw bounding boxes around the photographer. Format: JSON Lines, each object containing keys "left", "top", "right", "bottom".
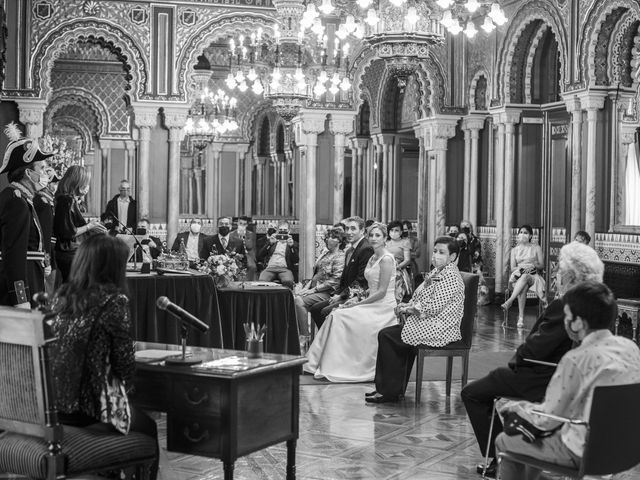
{"left": 257, "top": 221, "right": 298, "bottom": 289}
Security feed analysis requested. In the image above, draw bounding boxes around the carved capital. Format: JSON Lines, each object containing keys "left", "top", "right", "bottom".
{"left": 562, "top": 94, "right": 582, "bottom": 114}
{"left": 16, "top": 99, "right": 47, "bottom": 137}
{"left": 168, "top": 128, "right": 183, "bottom": 143}
{"left": 577, "top": 92, "right": 606, "bottom": 111}
{"left": 329, "top": 114, "right": 355, "bottom": 137}
{"left": 131, "top": 103, "right": 159, "bottom": 128}
{"left": 461, "top": 114, "right": 486, "bottom": 132}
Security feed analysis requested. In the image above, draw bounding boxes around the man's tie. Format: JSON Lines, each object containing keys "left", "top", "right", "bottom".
{"left": 221, "top": 237, "right": 227, "bottom": 249}
{"left": 345, "top": 245, "right": 354, "bottom": 264}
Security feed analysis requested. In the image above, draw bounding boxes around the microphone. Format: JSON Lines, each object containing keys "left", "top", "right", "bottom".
{"left": 156, "top": 296, "right": 209, "bottom": 333}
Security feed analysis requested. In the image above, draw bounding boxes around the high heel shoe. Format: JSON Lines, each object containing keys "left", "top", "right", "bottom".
{"left": 500, "top": 302, "right": 510, "bottom": 326}
{"left": 517, "top": 316, "right": 524, "bottom": 328}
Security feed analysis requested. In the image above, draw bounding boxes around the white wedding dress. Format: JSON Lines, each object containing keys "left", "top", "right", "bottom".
{"left": 304, "top": 252, "right": 397, "bottom": 382}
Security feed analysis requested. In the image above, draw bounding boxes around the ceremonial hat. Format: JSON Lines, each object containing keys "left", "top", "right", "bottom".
{"left": 1, "top": 123, "right": 53, "bottom": 175}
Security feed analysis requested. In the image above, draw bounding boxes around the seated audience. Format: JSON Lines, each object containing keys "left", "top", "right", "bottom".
{"left": 386, "top": 220, "right": 413, "bottom": 303}
{"left": 304, "top": 223, "right": 397, "bottom": 382}
{"left": 456, "top": 231, "right": 473, "bottom": 273}
{"left": 210, "top": 216, "right": 244, "bottom": 257}
{"left": 461, "top": 241, "right": 604, "bottom": 478}
{"left": 49, "top": 234, "right": 158, "bottom": 479}
{"left": 257, "top": 221, "right": 299, "bottom": 288}
{"left": 230, "top": 216, "right": 257, "bottom": 280}
{"left": 366, "top": 236, "right": 464, "bottom": 404}
{"left": 460, "top": 220, "right": 483, "bottom": 273}
{"left": 309, "top": 216, "right": 374, "bottom": 328}
{"left": 574, "top": 230, "right": 591, "bottom": 245}
{"left": 294, "top": 228, "right": 346, "bottom": 336}
{"left": 501, "top": 224, "right": 545, "bottom": 328}
{"left": 495, "top": 280, "right": 640, "bottom": 480}
{"left": 171, "top": 218, "right": 212, "bottom": 261}
{"left": 133, "top": 218, "right": 162, "bottom": 262}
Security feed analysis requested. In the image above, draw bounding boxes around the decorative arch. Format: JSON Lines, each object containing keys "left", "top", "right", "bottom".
{"left": 496, "top": 1, "right": 568, "bottom": 105}
{"left": 610, "top": 12, "right": 640, "bottom": 88}
{"left": 31, "top": 20, "right": 147, "bottom": 102}
{"left": 524, "top": 25, "right": 550, "bottom": 103}
{"left": 468, "top": 69, "right": 490, "bottom": 111}
{"left": 177, "top": 13, "right": 276, "bottom": 101}
{"left": 379, "top": 73, "right": 401, "bottom": 130}
{"left": 44, "top": 87, "right": 108, "bottom": 136}
{"left": 45, "top": 97, "right": 101, "bottom": 145}
{"left": 581, "top": 0, "right": 640, "bottom": 88}
{"left": 48, "top": 115, "right": 94, "bottom": 154}
{"left": 257, "top": 114, "right": 271, "bottom": 156}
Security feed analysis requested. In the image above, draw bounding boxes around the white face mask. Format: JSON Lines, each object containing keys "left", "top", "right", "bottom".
{"left": 389, "top": 230, "right": 401, "bottom": 240}
{"left": 190, "top": 223, "right": 201, "bottom": 234}
{"left": 518, "top": 233, "right": 529, "bottom": 243}
{"left": 27, "top": 169, "right": 48, "bottom": 190}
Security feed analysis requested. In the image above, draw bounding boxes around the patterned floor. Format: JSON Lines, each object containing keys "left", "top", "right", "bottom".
{"left": 156, "top": 305, "right": 640, "bottom": 480}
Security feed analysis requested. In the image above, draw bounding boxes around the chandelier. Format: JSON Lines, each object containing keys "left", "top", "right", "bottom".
{"left": 435, "top": 0, "right": 507, "bottom": 37}
{"left": 183, "top": 87, "right": 239, "bottom": 149}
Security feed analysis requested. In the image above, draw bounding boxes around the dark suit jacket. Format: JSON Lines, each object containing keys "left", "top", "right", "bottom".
{"left": 336, "top": 238, "right": 374, "bottom": 298}
{"left": 104, "top": 195, "right": 137, "bottom": 230}
{"left": 257, "top": 240, "right": 299, "bottom": 272}
{"left": 133, "top": 235, "right": 163, "bottom": 261}
{"left": 171, "top": 231, "right": 212, "bottom": 260}
{"left": 230, "top": 229, "right": 256, "bottom": 268}
{"left": 210, "top": 234, "right": 244, "bottom": 257}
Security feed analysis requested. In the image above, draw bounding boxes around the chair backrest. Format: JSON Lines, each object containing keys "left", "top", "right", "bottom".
{"left": 459, "top": 272, "right": 480, "bottom": 348}
{"left": 582, "top": 383, "right": 640, "bottom": 476}
{"left": 0, "top": 307, "right": 61, "bottom": 440}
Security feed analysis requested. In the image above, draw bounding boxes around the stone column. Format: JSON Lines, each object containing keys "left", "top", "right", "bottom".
{"left": 131, "top": 106, "right": 157, "bottom": 221}
{"left": 124, "top": 140, "right": 137, "bottom": 192}
{"left": 578, "top": 93, "right": 606, "bottom": 241}
{"left": 462, "top": 125, "right": 471, "bottom": 221}
{"left": 462, "top": 115, "right": 485, "bottom": 227}
{"left": 330, "top": 115, "right": 354, "bottom": 223}
{"left": 618, "top": 128, "right": 636, "bottom": 225}
{"left": 211, "top": 143, "right": 223, "bottom": 223}
{"left": 164, "top": 108, "right": 187, "bottom": 248}
{"left": 235, "top": 143, "right": 250, "bottom": 215}
{"left": 245, "top": 146, "right": 255, "bottom": 216}
{"left": 16, "top": 99, "right": 47, "bottom": 138}
{"left": 255, "top": 156, "right": 267, "bottom": 216}
{"left": 492, "top": 118, "right": 506, "bottom": 293}
{"left": 292, "top": 112, "right": 325, "bottom": 280}
{"left": 285, "top": 150, "right": 294, "bottom": 217}
{"left": 415, "top": 132, "right": 428, "bottom": 267}
{"left": 99, "top": 139, "right": 112, "bottom": 208}
{"left": 564, "top": 95, "right": 583, "bottom": 238}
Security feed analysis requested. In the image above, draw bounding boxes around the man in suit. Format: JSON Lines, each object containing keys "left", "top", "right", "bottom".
{"left": 257, "top": 221, "right": 299, "bottom": 289}
{"left": 210, "top": 216, "right": 244, "bottom": 257}
{"left": 230, "top": 215, "right": 257, "bottom": 280}
{"left": 171, "top": 218, "right": 212, "bottom": 261}
{"left": 309, "top": 216, "right": 373, "bottom": 328}
{"left": 133, "top": 218, "right": 163, "bottom": 262}
{"left": 461, "top": 242, "right": 605, "bottom": 478}
{"left": 104, "top": 179, "right": 137, "bottom": 232}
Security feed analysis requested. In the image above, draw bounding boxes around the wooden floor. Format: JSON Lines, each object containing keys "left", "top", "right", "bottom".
{"left": 156, "top": 305, "right": 640, "bottom": 480}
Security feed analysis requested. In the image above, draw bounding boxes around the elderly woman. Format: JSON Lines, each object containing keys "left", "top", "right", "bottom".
{"left": 294, "top": 228, "right": 346, "bottom": 336}
{"left": 461, "top": 241, "right": 605, "bottom": 478}
{"left": 502, "top": 224, "right": 545, "bottom": 328}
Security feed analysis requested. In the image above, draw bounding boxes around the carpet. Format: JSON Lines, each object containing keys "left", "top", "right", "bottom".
{"left": 300, "top": 350, "right": 514, "bottom": 385}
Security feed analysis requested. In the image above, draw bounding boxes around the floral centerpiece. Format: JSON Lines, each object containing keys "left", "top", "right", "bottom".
{"left": 199, "top": 253, "right": 240, "bottom": 287}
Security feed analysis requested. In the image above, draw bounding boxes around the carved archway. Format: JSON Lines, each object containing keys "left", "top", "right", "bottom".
{"left": 610, "top": 12, "right": 640, "bottom": 88}
{"left": 48, "top": 115, "right": 94, "bottom": 155}
{"left": 44, "top": 87, "right": 107, "bottom": 136}
{"left": 469, "top": 70, "right": 490, "bottom": 111}
{"left": 31, "top": 20, "right": 147, "bottom": 102}
{"left": 496, "top": 1, "right": 568, "bottom": 105}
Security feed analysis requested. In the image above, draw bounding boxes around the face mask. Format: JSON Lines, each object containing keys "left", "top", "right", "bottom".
{"left": 389, "top": 231, "right": 401, "bottom": 240}
{"left": 401, "top": 231, "right": 409, "bottom": 238}
{"left": 432, "top": 252, "right": 450, "bottom": 269}
{"left": 218, "top": 226, "right": 230, "bottom": 236}
{"left": 237, "top": 224, "right": 247, "bottom": 233}
{"left": 137, "top": 227, "right": 147, "bottom": 236}
{"left": 27, "top": 169, "right": 48, "bottom": 189}
{"left": 518, "top": 233, "right": 529, "bottom": 243}
{"left": 267, "top": 228, "right": 277, "bottom": 236}
{"left": 449, "top": 232, "right": 458, "bottom": 238}
{"left": 190, "top": 224, "right": 201, "bottom": 234}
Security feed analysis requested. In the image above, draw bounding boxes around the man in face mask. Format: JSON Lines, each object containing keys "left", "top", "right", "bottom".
{"left": 461, "top": 242, "right": 605, "bottom": 478}
{"left": 134, "top": 218, "right": 163, "bottom": 261}
{"left": 0, "top": 123, "right": 54, "bottom": 307}
{"left": 210, "top": 216, "right": 244, "bottom": 258}
{"left": 230, "top": 216, "right": 257, "bottom": 280}
{"left": 171, "top": 218, "right": 212, "bottom": 262}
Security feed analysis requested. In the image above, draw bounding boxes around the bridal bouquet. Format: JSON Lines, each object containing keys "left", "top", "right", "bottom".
{"left": 342, "top": 283, "right": 368, "bottom": 307}
{"left": 199, "top": 253, "right": 240, "bottom": 287}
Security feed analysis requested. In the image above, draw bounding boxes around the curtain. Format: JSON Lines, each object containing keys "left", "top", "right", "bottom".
{"left": 624, "top": 137, "right": 640, "bottom": 225}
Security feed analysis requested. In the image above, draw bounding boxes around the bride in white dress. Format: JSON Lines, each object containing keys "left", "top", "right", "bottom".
{"left": 304, "top": 223, "right": 397, "bottom": 382}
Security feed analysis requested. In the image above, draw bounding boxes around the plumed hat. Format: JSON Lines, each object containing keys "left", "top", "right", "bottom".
{"left": 0, "top": 123, "right": 54, "bottom": 175}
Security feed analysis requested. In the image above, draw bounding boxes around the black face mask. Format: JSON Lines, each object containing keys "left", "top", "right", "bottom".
{"left": 458, "top": 240, "right": 468, "bottom": 249}
{"left": 449, "top": 232, "right": 458, "bottom": 238}
{"left": 136, "top": 227, "right": 147, "bottom": 236}
{"left": 218, "top": 226, "right": 230, "bottom": 236}
{"left": 267, "top": 228, "right": 277, "bottom": 236}
{"left": 401, "top": 231, "right": 409, "bottom": 238}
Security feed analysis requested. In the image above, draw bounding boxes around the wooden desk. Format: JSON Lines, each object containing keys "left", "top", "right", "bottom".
{"left": 131, "top": 343, "right": 307, "bottom": 480}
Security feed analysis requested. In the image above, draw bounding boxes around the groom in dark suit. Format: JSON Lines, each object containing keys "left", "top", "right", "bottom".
{"left": 310, "top": 216, "right": 373, "bottom": 328}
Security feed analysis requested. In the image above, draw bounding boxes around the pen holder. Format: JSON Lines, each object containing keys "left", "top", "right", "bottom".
{"left": 246, "top": 339, "right": 263, "bottom": 358}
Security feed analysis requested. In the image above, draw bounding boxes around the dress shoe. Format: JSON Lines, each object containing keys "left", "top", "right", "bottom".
{"left": 365, "top": 390, "right": 377, "bottom": 397}
{"left": 476, "top": 458, "right": 497, "bottom": 478}
{"left": 365, "top": 394, "right": 399, "bottom": 404}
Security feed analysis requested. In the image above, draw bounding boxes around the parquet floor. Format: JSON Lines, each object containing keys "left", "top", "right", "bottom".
{"left": 156, "top": 305, "right": 640, "bottom": 480}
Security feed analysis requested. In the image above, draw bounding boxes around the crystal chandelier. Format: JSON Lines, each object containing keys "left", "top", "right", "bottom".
{"left": 225, "top": 29, "right": 266, "bottom": 96}
{"left": 435, "top": 0, "right": 507, "bottom": 37}
{"left": 184, "top": 87, "right": 239, "bottom": 149}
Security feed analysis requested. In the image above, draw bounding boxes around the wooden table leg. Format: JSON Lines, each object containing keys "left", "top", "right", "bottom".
{"left": 223, "top": 461, "right": 234, "bottom": 480}
{"left": 286, "top": 439, "right": 296, "bottom": 480}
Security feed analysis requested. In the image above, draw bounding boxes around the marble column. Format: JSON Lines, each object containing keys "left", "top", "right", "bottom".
{"left": 99, "top": 140, "right": 112, "bottom": 208}
{"left": 244, "top": 146, "right": 255, "bottom": 216}
{"left": 16, "top": 99, "right": 47, "bottom": 138}
{"left": 462, "top": 126, "right": 471, "bottom": 221}
{"left": 255, "top": 156, "right": 267, "bottom": 216}
{"left": 211, "top": 143, "right": 223, "bottom": 223}
{"left": 271, "top": 153, "right": 279, "bottom": 215}
{"left": 501, "top": 110, "right": 521, "bottom": 295}
{"left": 125, "top": 140, "right": 137, "bottom": 192}
{"left": 618, "top": 128, "right": 636, "bottom": 225}
{"left": 132, "top": 108, "right": 157, "bottom": 221}
{"left": 166, "top": 127, "right": 182, "bottom": 247}
{"left": 564, "top": 96, "right": 583, "bottom": 238}
{"left": 416, "top": 134, "right": 428, "bottom": 265}
{"left": 330, "top": 115, "right": 354, "bottom": 222}
{"left": 492, "top": 120, "right": 506, "bottom": 293}
{"left": 285, "top": 150, "right": 294, "bottom": 217}
{"left": 462, "top": 115, "right": 486, "bottom": 227}
{"left": 579, "top": 93, "right": 606, "bottom": 241}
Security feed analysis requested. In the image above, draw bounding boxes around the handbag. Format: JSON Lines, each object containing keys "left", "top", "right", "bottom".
{"left": 99, "top": 358, "right": 131, "bottom": 434}
{"left": 503, "top": 411, "right": 557, "bottom": 444}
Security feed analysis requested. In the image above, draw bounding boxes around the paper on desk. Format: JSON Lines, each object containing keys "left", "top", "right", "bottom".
{"left": 135, "top": 349, "right": 183, "bottom": 362}
{"left": 192, "top": 355, "right": 277, "bottom": 371}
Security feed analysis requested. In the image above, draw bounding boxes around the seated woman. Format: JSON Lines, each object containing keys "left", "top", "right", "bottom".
{"left": 294, "top": 228, "right": 346, "bottom": 337}
{"left": 501, "top": 224, "right": 545, "bottom": 328}
{"left": 303, "top": 223, "right": 397, "bottom": 382}
{"left": 49, "top": 234, "right": 159, "bottom": 479}
{"left": 386, "top": 220, "right": 413, "bottom": 303}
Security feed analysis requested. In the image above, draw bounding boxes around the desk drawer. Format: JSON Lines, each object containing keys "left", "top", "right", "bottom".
{"left": 173, "top": 379, "right": 222, "bottom": 414}
{"left": 167, "top": 412, "right": 222, "bottom": 457}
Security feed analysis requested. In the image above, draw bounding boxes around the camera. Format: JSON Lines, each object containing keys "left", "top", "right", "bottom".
{"left": 275, "top": 229, "right": 290, "bottom": 241}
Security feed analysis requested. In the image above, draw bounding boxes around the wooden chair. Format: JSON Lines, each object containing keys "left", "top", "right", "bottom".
{"left": 498, "top": 383, "right": 640, "bottom": 479}
{"left": 414, "top": 272, "right": 479, "bottom": 402}
{"left": 0, "top": 307, "right": 157, "bottom": 479}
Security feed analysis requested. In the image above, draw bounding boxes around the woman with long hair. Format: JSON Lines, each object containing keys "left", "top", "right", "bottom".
{"left": 54, "top": 165, "right": 106, "bottom": 282}
{"left": 50, "top": 234, "right": 158, "bottom": 478}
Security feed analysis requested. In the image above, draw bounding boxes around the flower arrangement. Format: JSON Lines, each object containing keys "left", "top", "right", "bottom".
{"left": 199, "top": 253, "right": 240, "bottom": 286}
{"left": 342, "top": 282, "right": 368, "bottom": 307}
{"left": 41, "top": 134, "right": 83, "bottom": 179}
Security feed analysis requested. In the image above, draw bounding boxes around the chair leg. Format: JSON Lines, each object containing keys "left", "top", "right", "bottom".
{"left": 461, "top": 352, "right": 469, "bottom": 388}
{"left": 482, "top": 398, "right": 499, "bottom": 478}
{"left": 415, "top": 351, "right": 424, "bottom": 403}
{"left": 445, "top": 356, "right": 453, "bottom": 397}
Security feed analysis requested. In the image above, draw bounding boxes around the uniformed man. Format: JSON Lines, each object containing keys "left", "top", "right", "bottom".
{"left": 34, "top": 168, "right": 60, "bottom": 296}
{"left": 0, "top": 123, "right": 53, "bottom": 308}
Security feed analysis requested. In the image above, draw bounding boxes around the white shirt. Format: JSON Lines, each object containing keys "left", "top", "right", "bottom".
{"left": 186, "top": 233, "right": 200, "bottom": 261}
{"left": 506, "top": 330, "right": 640, "bottom": 457}
{"left": 117, "top": 196, "right": 130, "bottom": 226}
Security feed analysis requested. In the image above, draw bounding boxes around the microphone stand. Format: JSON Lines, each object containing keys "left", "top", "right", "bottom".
{"left": 110, "top": 212, "right": 146, "bottom": 272}
{"left": 165, "top": 324, "right": 202, "bottom": 366}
